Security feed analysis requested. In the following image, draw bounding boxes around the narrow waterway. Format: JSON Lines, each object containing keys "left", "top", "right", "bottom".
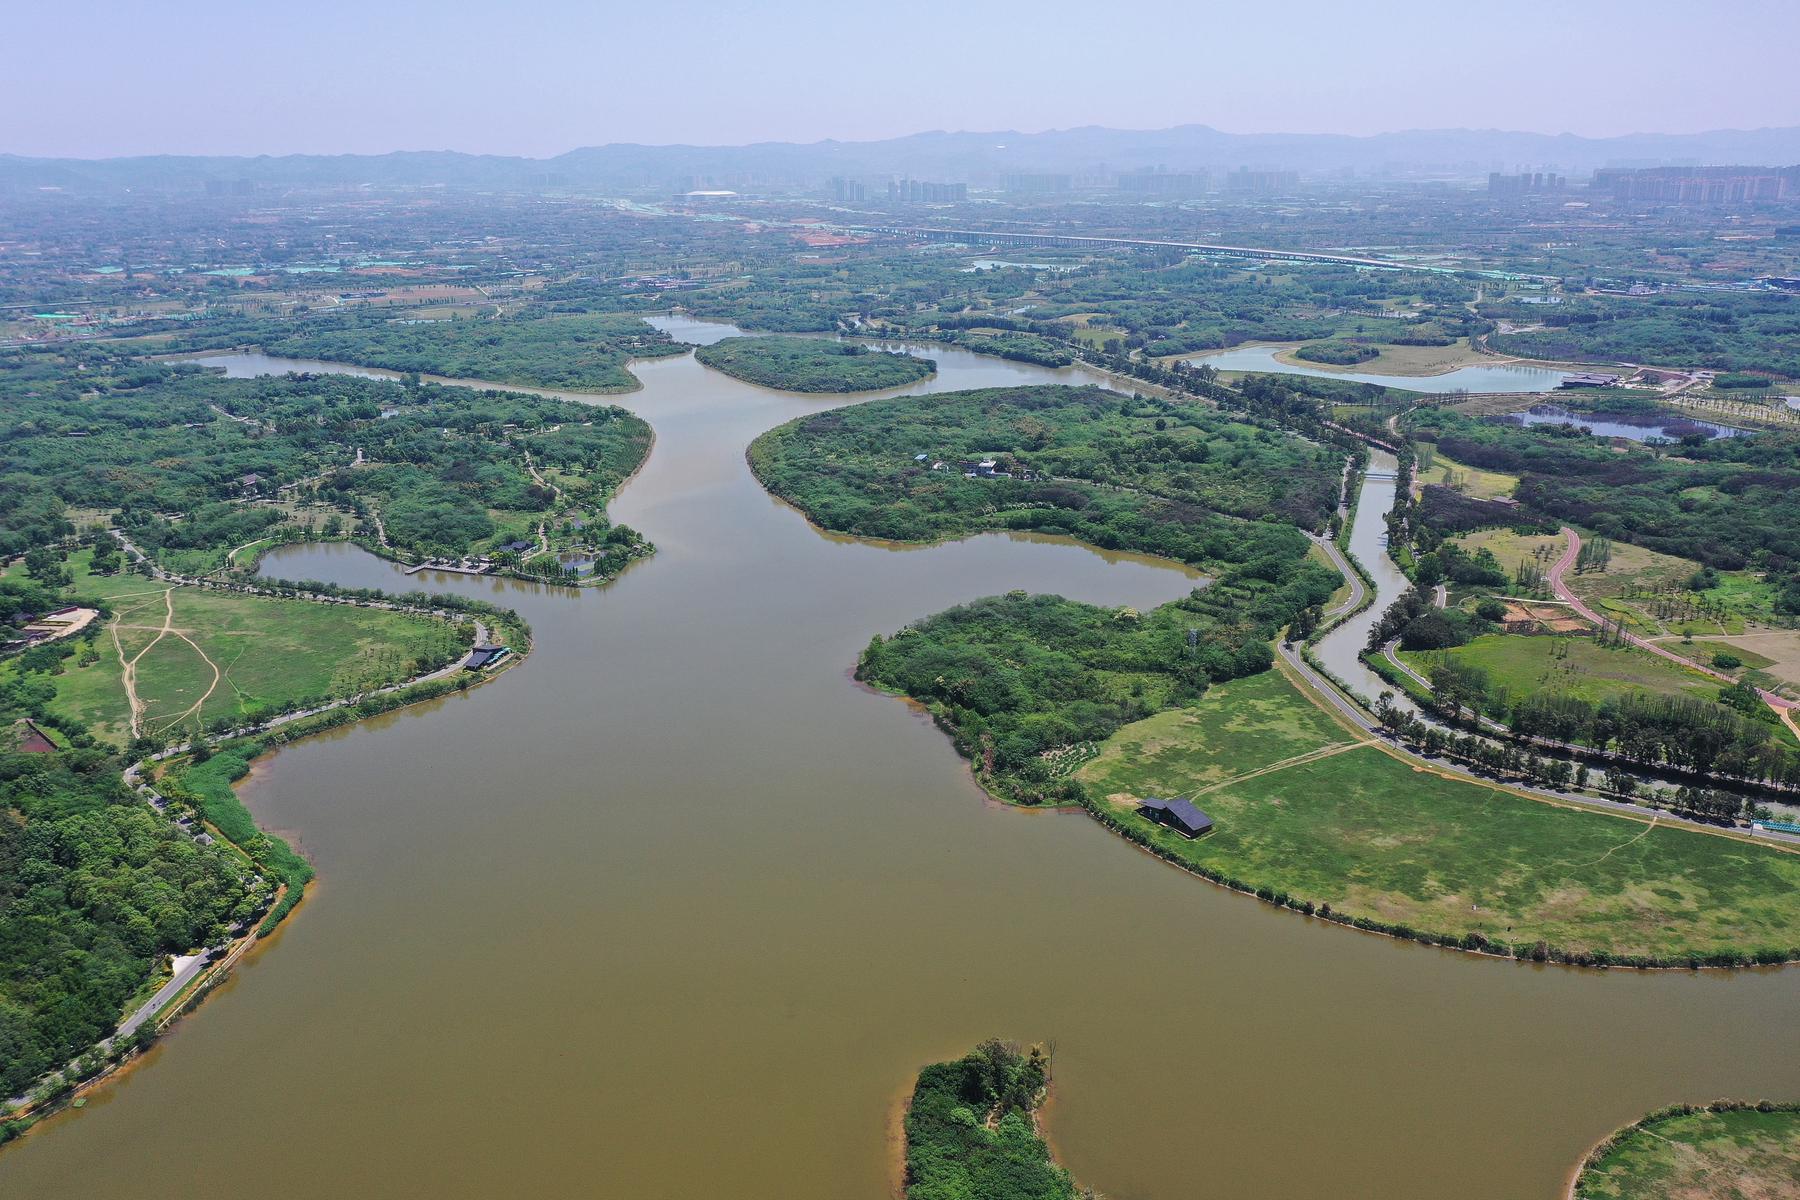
{"left": 1313, "top": 447, "right": 1412, "bottom": 703}
{"left": 6, "top": 330, "right": 1797, "bottom": 1200}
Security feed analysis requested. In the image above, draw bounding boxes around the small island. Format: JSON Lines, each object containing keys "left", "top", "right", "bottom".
{"left": 748, "top": 383, "right": 1340, "bottom": 552}
{"left": 255, "top": 312, "right": 686, "bottom": 392}
{"left": 1572, "top": 1101, "right": 1800, "bottom": 1198}
{"left": 901, "top": 1040, "right": 1086, "bottom": 1200}
{"left": 1294, "top": 340, "right": 1380, "bottom": 365}
{"left": 695, "top": 335, "right": 934, "bottom": 392}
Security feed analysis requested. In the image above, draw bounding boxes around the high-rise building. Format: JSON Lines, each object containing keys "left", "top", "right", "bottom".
{"left": 1590, "top": 166, "right": 1800, "bottom": 205}
{"left": 830, "top": 177, "right": 868, "bottom": 203}
{"left": 1488, "top": 172, "right": 1565, "bottom": 196}
{"left": 885, "top": 179, "right": 967, "bottom": 203}
{"left": 1224, "top": 168, "right": 1299, "bottom": 195}
{"left": 1002, "top": 173, "right": 1072, "bottom": 194}
{"left": 1116, "top": 169, "right": 1209, "bottom": 196}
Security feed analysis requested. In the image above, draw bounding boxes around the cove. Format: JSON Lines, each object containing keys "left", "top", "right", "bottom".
{"left": 5, "top": 331, "right": 1797, "bottom": 1200}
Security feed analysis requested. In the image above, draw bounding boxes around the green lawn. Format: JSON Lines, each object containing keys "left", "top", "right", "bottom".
{"left": 20, "top": 551, "right": 465, "bottom": 745}
{"left": 1575, "top": 1104, "right": 1800, "bottom": 1199}
{"left": 1077, "top": 669, "right": 1800, "bottom": 963}
{"left": 1397, "top": 633, "right": 1723, "bottom": 707}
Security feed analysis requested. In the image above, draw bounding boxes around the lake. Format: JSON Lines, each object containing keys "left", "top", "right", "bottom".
{"left": 7, "top": 330, "right": 1797, "bottom": 1200}
{"left": 1506, "top": 403, "right": 1745, "bottom": 441}
{"left": 1187, "top": 344, "right": 1576, "bottom": 393}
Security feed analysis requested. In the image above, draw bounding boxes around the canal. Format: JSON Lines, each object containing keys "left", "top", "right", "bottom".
{"left": 5, "top": 327, "right": 1796, "bottom": 1200}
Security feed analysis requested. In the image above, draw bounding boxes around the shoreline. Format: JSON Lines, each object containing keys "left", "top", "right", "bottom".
{"left": 1174, "top": 337, "right": 1600, "bottom": 381}
{"left": 1, "top": 562, "right": 532, "bottom": 1145}
{"left": 851, "top": 591, "right": 1800, "bottom": 972}
{"left": 1561, "top": 1099, "right": 1800, "bottom": 1200}
{"left": 778, "top": 415, "right": 1800, "bottom": 969}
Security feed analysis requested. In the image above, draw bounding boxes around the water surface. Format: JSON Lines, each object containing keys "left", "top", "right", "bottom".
{"left": 1313, "top": 448, "right": 1411, "bottom": 704}
{"left": 1189, "top": 344, "right": 1574, "bottom": 393}
{"left": 1506, "top": 403, "right": 1744, "bottom": 441}
{"left": 6, "top": 342, "right": 1797, "bottom": 1200}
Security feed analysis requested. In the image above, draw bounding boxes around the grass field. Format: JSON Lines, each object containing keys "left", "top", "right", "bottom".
{"left": 14, "top": 551, "right": 464, "bottom": 744}
{"left": 1574, "top": 1104, "right": 1800, "bottom": 1199}
{"left": 1453, "top": 526, "right": 1792, "bottom": 640}
{"left": 1454, "top": 526, "right": 1563, "bottom": 577}
{"left": 1413, "top": 448, "right": 1518, "bottom": 501}
{"left": 1397, "top": 633, "right": 1723, "bottom": 707}
{"left": 1076, "top": 669, "right": 1800, "bottom": 962}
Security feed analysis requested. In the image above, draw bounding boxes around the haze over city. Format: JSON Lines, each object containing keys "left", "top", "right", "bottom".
{"left": 6, "top": 0, "right": 1798, "bottom": 157}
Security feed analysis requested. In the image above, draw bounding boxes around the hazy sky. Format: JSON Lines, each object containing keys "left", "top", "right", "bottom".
{"left": 8, "top": 0, "right": 1797, "bottom": 158}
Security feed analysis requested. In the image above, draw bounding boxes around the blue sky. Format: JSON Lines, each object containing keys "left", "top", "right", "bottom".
{"left": 8, "top": 0, "right": 1797, "bottom": 157}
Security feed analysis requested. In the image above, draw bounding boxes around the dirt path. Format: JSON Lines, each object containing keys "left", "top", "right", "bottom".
{"left": 158, "top": 627, "right": 224, "bottom": 736}
{"left": 1186, "top": 739, "right": 1372, "bottom": 797}
{"left": 226, "top": 536, "right": 273, "bottom": 567}
{"left": 523, "top": 449, "right": 561, "bottom": 556}
{"left": 109, "top": 586, "right": 226, "bottom": 737}
{"left": 1571, "top": 815, "right": 1658, "bottom": 870}
{"left": 116, "top": 587, "right": 177, "bottom": 738}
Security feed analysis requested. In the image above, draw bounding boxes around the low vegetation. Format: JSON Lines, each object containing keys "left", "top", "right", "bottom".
{"left": 749, "top": 384, "right": 1340, "bottom": 558}
{"left": 0, "top": 750, "right": 261, "bottom": 1100}
{"left": 0, "top": 349, "right": 653, "bottom": 574}
{"left": 1078, "top": 670, "right": 1800, "bottom": 965}
{"left": 857, "top": 574, "right": 1337, "bottom": 805}
{"left": 3, "top": 550, "right": 468, "bottom": 747}
{"left": 260, "top": 312, "right": 685, "bottom": 392}
{"left": 1487, "top": 291, "right": 1800, "bottom": 379}
{"left": 1573, "top": 1101, "right": 1800, "bottom": 1200}
{"left": 903, "top": 1040, "right": 1081, "bottom": 1200}
{"left": 1295, "top": 340, "right": 1379, "bottom": 365}
{"left": 1405, "top": 405, "right": 1800, "bottom": 614}
{"left": 694, "top": 335, "right": 934, "bottom": 392}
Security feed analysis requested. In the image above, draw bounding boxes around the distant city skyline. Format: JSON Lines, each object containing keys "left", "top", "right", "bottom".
{"left": 7, "top": 0, "right": 1797, "bottom": 159}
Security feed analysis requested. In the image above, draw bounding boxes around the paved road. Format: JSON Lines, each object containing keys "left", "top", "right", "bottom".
{"left": 1311, "top": 532, "right": 1366, "bottom": 623}
{"left": 1549, "top": 527, "right": 1793, "bottom": 710}
{"left": 115, "top": 953, "right": 207, "bottom": 1042}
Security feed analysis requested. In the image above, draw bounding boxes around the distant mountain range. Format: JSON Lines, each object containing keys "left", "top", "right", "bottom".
{"left": 6, "top": 125, "right": 1800, "bottom": 193}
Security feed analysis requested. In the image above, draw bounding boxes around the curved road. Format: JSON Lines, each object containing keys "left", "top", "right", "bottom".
{"left": 1548, "top": 527, "right": 1793, "bottom": 711}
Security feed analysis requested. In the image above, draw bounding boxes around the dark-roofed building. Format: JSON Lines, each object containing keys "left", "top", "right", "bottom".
{"left": 1559, "top": 372, "right": 1622, "bottom": 389}
{"left": 1137, "top": 796, "right": 1214, "bottom": 839}
{"left": 464, "top": 645, "right": 510, "bottom": 671}
{"left": 499, "top": 539, "right": 534, "bottom": 554}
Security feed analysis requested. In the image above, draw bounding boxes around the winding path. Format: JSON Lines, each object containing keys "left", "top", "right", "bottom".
{"left": 1547, "top": 526, "right": 1793, "bottom": 711}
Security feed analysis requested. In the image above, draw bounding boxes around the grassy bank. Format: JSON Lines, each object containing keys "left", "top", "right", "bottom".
{"left": 1572, "top": 1101, "right": 1800, "bottom": 1199}
{"left": 169, "top": 748, "right": 314, "bottom": 935}
{"left": 1396, "top": 632, "right": 1724, "bottom": 708}
{"left": 1077, "top": 669, "right": 1800, "bottom": 965}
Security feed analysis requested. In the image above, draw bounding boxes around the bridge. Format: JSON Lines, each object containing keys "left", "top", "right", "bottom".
{"left": 842, "top": 224, "right": 1556, "bottom": 283}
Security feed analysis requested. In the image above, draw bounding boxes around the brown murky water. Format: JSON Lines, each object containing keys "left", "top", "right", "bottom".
{"left": 5, "top": 326, "right": 1796, "bottom": 1199}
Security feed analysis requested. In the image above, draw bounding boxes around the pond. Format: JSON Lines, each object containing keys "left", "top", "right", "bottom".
{"left": 1505, "top": 403, "right": 1745, "bottom": 441}
{"left": 1186, "top": 344, "right": 1576, "bottom": 393}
